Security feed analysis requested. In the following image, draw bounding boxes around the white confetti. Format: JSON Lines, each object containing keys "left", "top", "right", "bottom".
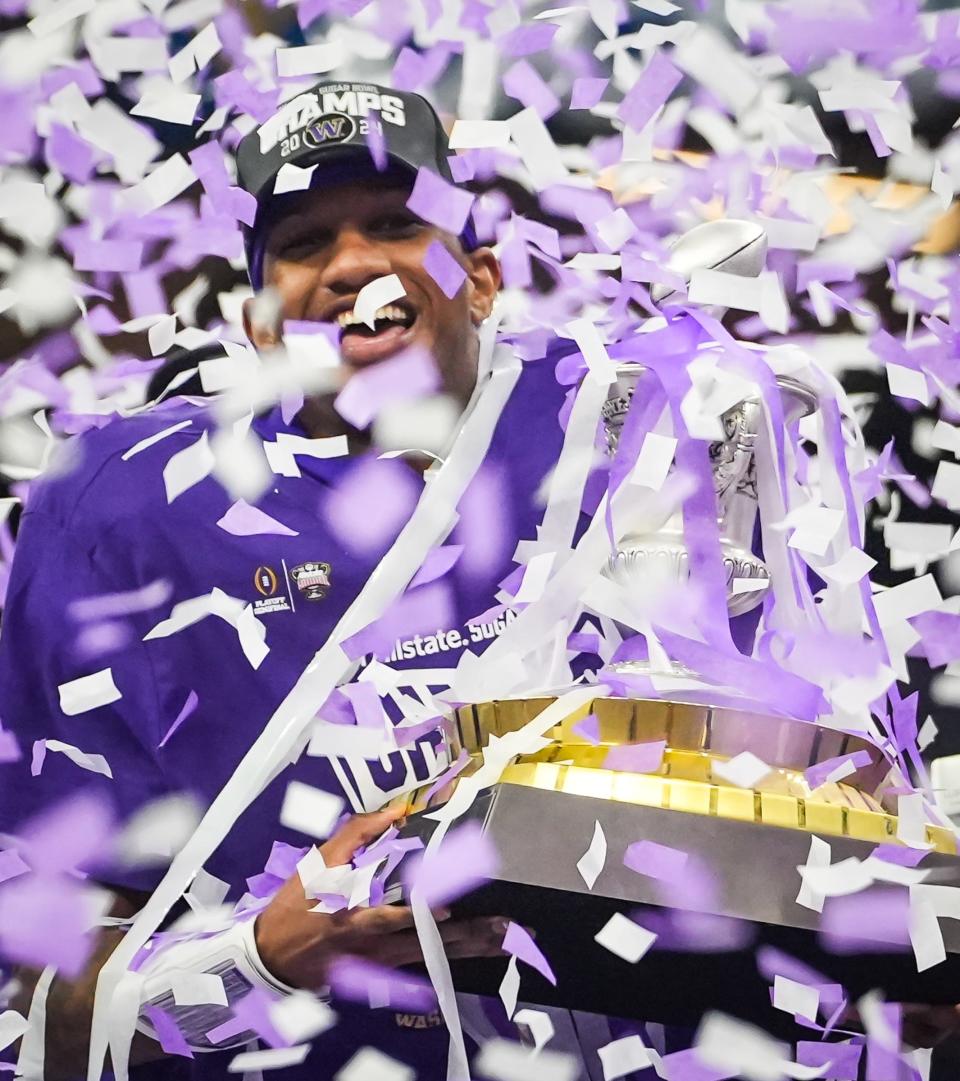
{"left": 886, "top": 363, "right": 931, "bottom": 405}
{"left": 598, "top": 1034, "right": 654, "bottom": 1080}
{"left": 228, "top": 1045, "right": 310, "bottom": 1073}
{"left": 171, "top": 971, "right": 227, "bottom": 1007}
{"left": 334, "top": 1047, "right": 415, "bottom": 1081}
{"left": 148, "top": 314, "right": 177, "bottom": 356}
{"left": 513, "top": 552, "right": 556, "bottom": 604}
{"left": 712, "top": 751, "right": 772, "bottom": 789}
{"left": 279, "top": 780, "right": 344, "bottom": 841}
{"left": 58, "top": 669, "right": 122, "bottom": 717}
{"left": 131, "top": 88, "right": 201, "bottom": 126}
{"left": 41, "top": 739, "right": 112, "bottom": 778}
{"left": 594, "top": 912, "right": 657, "bottom": 963}
{"left": 168, "top": 22, "right": 221, "bottom": 83}
{"left": 474, "top": 1039, "right": 578, "bottom": 1081}
{"left": 932, "top": 460, "right": 960, "bottom": 510}
{"left": 0, "top": 1010, "right": 29, "bottom": 1050}
{"left": 499, "top": 954, "right": 520, "bottom": 1020}
{"left": 576, "top": 820, "right": 607, "bottom": 889}
{"left": 354, "top": 274, "right": 406, "bottom": 330}
{"left": 630, "top": 432, "right": 677, "bottom": 490}
{"left": 163, "top": 430, "right": 215, "bottom": 503}
{"left": 122, "top": 155, "right": 197, "bottom": 215}
{"left": 28, "top": 0, "right": 94, "bottom": 36}
{"left": 773, "top": 975, "right": 819, "bottom": 1022}
{"left": 796, "top": 836, "right": 831, "bottom": 914}
{"left": 276, "top": 44, "right": 340, "bottom": 78}
{"left": 513, "top": 1008, "right": 555, "bottom": 1054}
{"left": 448, "top": 120, "right": 511, "bottom": 149}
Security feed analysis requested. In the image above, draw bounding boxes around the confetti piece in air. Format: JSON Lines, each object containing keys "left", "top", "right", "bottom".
{"left": 0, "top": 1010, "right": 30, "bottom": 1051}
{"left": 0, "top": 849, "right": 30, "bottom": 886}
{"left": 406, "top": 168, "right": 475, "bottom": 234}
{"left": 598, "top": 1034, "right": 654, "bottom": 1080}
{"left": 278, "top": 781, "right": 344, "bottom": 841}
{"left": 422, "top": 241, "right": 468, "bottom": 299}
{"left": 121, "top": 421, "right": 194, "bottom": 460}
{"left": 171, "top": 972, "right": 228, "bottom": 1007}
{"left": 334, "top": 1047, "right": 415, "bottom": 1081}
{"left": 402, "top": 819, "right": 499, "bottom": 907}
{"left": 27, "top": 0, "right": 94, "bottom": 36}
{"left": 276, "top": 45, "right": 340, "bottom": 79}
{"left": 772, "top": 975, "right": 819, "bottom": 1022}
{"left": 502, "top": 921, "right": 557, "bottom": 985}
{"left": 512, "top": 1008, "right": 555, "bottom": 1054}
{"left": 498, "top": 954, "right": 520, "bottom": 1020}
{"left": 141, "top": 1006, "right": 194, "bottom": 1059}
{"left": 57, "top": 668, "right": 122, "bottom": 717}
{"left": 163, "top": 431, "right": 215, "bottom": 503}
{"left": 216, "top": 500, "right": 299, "bottom": 537}
{"left": 31, "top": 740, "right": 112, "bottom": 779}
{"left": 594, "top": 913, "right": 657, "bottom": 963}
{"left": 576, "top": 820, "right": 606, "bottom": 890}
{"left": 353, "top": 274, "right": 407, "bottom": 330}
{"left": 448, "top": 121, "right": 511, "bottom": 150}
{"left": 474, "top": 1038, "right": 578, "bottom": 1081}
{"left": 228, "top": 1045, "right": 311, "bottom": 1073}
{"left": 334, "top": 350, "right": 440, "bottom": 430}
{"left": 604, "top": 740, "right": 666, "bottom": 774}
{"left": 623, "top": 839, "right": 688, "bottom": 883}
{"left": 712, "top": 751, "right": 773, "bottom": 789}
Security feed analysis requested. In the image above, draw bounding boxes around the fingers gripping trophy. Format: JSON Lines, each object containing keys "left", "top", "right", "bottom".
{"left": 392, "top": 221, "right": 960, "bottom": 1036}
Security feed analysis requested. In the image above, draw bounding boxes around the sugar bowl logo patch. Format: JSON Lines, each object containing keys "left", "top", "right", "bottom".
{"left": 290, "top": 561, "right": 332, "bottom": 601}
{"left": 252, "top": 565, "right": 291, "bottom": 615}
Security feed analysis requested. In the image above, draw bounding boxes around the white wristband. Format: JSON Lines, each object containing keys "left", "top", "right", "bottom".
{"left": 136, "top": 918, "right": 297, "bottom": 1052}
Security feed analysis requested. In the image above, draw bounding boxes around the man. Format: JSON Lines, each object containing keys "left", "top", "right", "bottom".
{"left": 0, "top": 81, "right": 623, "bottom": 1079}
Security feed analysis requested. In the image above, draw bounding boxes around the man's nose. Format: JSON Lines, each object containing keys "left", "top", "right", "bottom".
{"left": 320, "top": 225, "right": 392, "bottom": 295}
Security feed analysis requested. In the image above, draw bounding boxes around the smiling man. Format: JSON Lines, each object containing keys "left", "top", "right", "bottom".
{"left": 0, "top": 82, "right": 619, "bottom": 1080}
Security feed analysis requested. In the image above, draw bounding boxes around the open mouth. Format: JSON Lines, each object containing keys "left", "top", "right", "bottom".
{"left": 336, "top": 301, "right": 418, "bottom": 366}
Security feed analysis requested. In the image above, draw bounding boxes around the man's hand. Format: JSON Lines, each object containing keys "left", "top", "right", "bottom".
{"left": 901, "top": 1003, "right": 960, "bottom": 1048}
{"left": 254, "top": 808, "right": 507, "bottom": 990}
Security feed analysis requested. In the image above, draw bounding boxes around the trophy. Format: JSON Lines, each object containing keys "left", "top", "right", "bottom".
{"left": 392, "top": 222, "right": 960, "bottom": 1034}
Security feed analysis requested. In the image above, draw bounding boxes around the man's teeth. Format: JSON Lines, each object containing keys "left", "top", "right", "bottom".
{"left": 336, "top": 304, "right": 409, "bottom": 329}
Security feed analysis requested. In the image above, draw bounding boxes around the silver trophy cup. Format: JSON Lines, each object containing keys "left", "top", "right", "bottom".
{"left": 601, "top": 221, "right": 817, "bottom": 619}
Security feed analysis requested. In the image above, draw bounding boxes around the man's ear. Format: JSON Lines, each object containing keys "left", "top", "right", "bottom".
{"left": 465, "top": 247, "right": 502, "bottom": 325}
{"left": 242, "top": 291, "right": 283, "bottom": 350}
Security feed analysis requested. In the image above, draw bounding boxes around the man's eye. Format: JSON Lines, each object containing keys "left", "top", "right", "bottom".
{"left": 277, "top": 232, "right": 330, "bottom": 258}
{"left": 370, "top": 214, "right": 419, "bottom": 236}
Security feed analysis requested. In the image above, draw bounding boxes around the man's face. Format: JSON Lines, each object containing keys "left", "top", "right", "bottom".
{"left": 244, "top": 173, "right": 500, "bottom": 406}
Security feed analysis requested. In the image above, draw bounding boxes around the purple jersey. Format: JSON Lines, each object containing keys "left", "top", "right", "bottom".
{"left": 1, "top": 350, "right": 629, "bottom": 1079}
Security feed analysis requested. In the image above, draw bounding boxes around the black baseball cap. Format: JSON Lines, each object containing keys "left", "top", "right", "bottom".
{"left": 235, "top": 80, "right": 477, "bottom": 289}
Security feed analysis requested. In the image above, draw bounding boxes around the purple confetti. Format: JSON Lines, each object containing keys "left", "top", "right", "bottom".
{"left": 142, "top": 1005, "right": 195, "bottom": 1059}
{"left": 796, "top": 1042, "right": 861, "bottom": 1081}
{"left": 401, "top": 819, "right": 498, "bottom": 907}
{"left": 327, "top": 956, "right": 438, "bottom": 1012}
{"left": 410, "top": 544, "right": 464, "bottom": 589}
{"left": 333, "top": 347, "right": 440, "bottom": 429}
{"left": 422, "top": 241, "right": 468, "bottom": 300}
{"left": 572, "top": 713, "right": 600, "bottom": 744}
{"left": 159, "top": 690, "right": 199, "bottom": 749}
{"left": 617, "top": 50, "right": 684, "bottom": 132}
{"left": 0, "top": 848, "right": 30, "bottom": 885}
{"left": 324, "top": 456, "right": 421, "bottom": 559}
{"left": 624, "top": 839, "right": 688, "bottom": 884}
{"left": 604, "top": 740, "right": 666, "bottom": 774}
{"left": 502, "top": 921, "right": 557, "bottom": 985}
{"left": 571, "top": 77, "right": 608, "bottom": 110}
{"left": 503, "top": 60, "right": 561, "bottom": 120}
{"left": 406, "top": 167, "right": 475, "bottom": 235}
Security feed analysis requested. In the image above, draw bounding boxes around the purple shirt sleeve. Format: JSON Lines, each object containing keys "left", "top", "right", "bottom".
{"left": 0, "top": 502, "right": 174, "bottom": 892}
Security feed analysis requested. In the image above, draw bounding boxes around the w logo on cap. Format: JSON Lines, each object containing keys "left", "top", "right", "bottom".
{"left": 304, "top": 113, "right": 357, "bottom": 148}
